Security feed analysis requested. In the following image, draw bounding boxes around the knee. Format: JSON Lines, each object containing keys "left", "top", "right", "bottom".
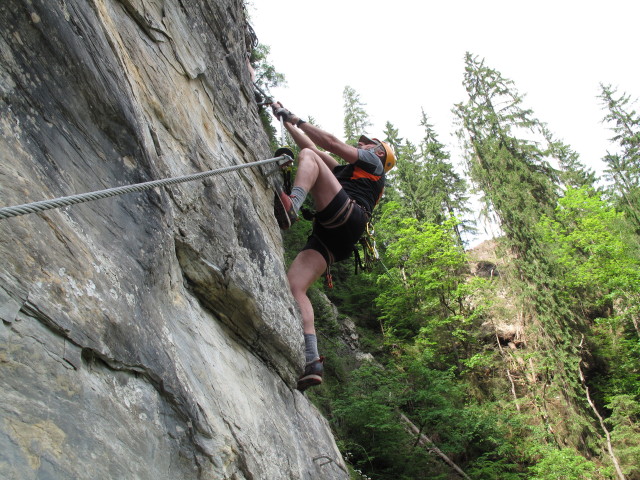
{"left": 287, "top": 272, "right": 308, "bottom": 299}
{"left": 298, "top": 148, "right": 320, "bottom": 164}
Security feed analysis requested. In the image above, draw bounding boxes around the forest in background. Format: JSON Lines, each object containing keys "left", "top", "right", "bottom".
{"left": 252, "top": 43, "right": 640, "bottom": 480}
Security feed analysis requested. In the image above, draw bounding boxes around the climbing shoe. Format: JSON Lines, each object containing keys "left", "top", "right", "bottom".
{"left": 297, "top": 356, "right": 324, "bottom": 392}
{"left": 273, "top": 188, "right": 298, "bottom": 230}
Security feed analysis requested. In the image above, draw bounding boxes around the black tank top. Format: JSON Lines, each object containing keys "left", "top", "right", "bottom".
{"left": 332, "top": 149, "right": 385, "bottom": 213}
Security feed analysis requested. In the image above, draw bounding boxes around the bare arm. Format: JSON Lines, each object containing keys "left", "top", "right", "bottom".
{"left": 272, "top": 102, "right": 359, "bottom": 166}
{"left": 282, "top": 122, "right": 339, "bottom": 170}
{"left": 296, "top": 122, "right": 359, "bottom": 165}
{"left": 282, "top": 121, "right": 313, "bottom": 150}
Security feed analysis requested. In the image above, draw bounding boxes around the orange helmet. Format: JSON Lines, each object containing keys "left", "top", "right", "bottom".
{"left": 375, "top": 139, "right": 396, "bottom": 172}
{"left": 358, "top": 135, "right": 396, "bottom": 172}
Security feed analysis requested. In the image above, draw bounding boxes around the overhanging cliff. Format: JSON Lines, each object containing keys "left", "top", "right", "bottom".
{"left": 0, "top": 0, "right": 348, "bottom": 478}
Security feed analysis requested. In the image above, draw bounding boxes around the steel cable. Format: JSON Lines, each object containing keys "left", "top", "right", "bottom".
{"left": 0, "top": 154, "right": 290, "bottom": 220}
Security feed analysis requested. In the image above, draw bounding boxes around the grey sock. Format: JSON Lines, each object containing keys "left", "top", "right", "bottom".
{"left": 290, "top": 186, "right": 307, "bottom": 213}
{"left": 304, "top": 333, "right": 319, "bottom": 363}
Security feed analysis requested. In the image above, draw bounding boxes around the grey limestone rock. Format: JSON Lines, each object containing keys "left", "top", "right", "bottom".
{"left": 0, "top": 0, "right": 348, "bottom": 478}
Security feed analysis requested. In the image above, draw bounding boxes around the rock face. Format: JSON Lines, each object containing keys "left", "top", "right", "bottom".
{"left": 0, "top": 1, "right": 348, "bottom": 478}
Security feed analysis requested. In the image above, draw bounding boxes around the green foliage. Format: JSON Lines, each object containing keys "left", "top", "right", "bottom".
{"left": 330, "top": 353, "right": 536, "bottom": 480}
{"left": 453, "top": 55, "right": 618, "bottom": 462}
{"left": 606, "top": 395, "right": 640, "bottom": 479}
{"left": 250, "top": 43, "right": 285, "bottom": 92}
{"left": 537, "top": 187, "right": 640, "bottom": 308}
{"left": 403, "top": 353, "right": 496, "bottom": 456}
{"left": 326, "top": 267, "right": 382, "bottom": 329}
{"left": 466, "top": 455, "right": 525, "bottom": 480}
{"left": 542, "top": 125, "right": 597, "bottom": 189}
{"left": 381, "top": 114, "right": 473, "bottom": 243}
{"left": 527, "top": 448, "right": 600, "bottom": 480}
{"left": 375, "top": 204, "right": 486, "bottom": 357}
{"left": 382, "top": 121, "right": 403, "bottom": 155}
{"left": 332, "top": 363, "right": 430, "bottom": 479}
{"left": 417, "top": 110, "right": 472, "bottom": 230}
{"left": 537, "top": 187, "right": 640, "bottom": 402}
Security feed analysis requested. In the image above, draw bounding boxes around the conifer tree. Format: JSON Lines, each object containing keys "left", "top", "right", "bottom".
{"left": 343, "top": 85, "right": 372, "bottom": 145}
{"left": 454, "top": 53, "right": 560, "bottom": 253}
{"left": 541, "top": 126, "right": 597, "bottom": 190}
{"left": 378, "top": 121, "right": 405, "bottom": 207}
{"left": 383, "top": 113, "right": 471, "bottom": 242}
{"left": 599, "top": 83, "right": 640, "bottom": 233}
{"left": 418, "top": 110, "right": 472, "bottom": 241}
{"left": 389, "top": 138, "right": 424, "bottom": 218}
{"left": 382, "top": 121, "right": 403, "bottom": 155}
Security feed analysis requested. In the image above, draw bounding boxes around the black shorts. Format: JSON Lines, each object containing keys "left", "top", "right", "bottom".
{"left": 302, "top": 189, "right": 369, "bottom": 264}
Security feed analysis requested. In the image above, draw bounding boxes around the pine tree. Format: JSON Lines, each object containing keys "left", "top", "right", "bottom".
{"left": 598, "top": 83, "right": 640, "bottom": 233}
{"left": 454, "top": 53, "right": 560, "bottom": 254}
{"left": 389, "top": 139, "right": 424, "bottom": 218}
{"left": 382, "top": 121, "right": 403, "bottom": 155}
{"left": 343, "top": 85, "right": 372, "bottom": 145}
{"left": 541, "top": 126, "right": 597, "bottom": 190}
{"left": 378, "top": 121, "right": 405, "bottom": 209}
{"left": 382, "top": 114, "right": 472, "bottom": 243}
{"left": 418, "top": 110, "right": 473, "bottom": 242}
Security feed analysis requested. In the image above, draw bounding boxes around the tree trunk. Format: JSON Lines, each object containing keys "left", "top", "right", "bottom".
{"left": 577, "top": 358, "right": 626, "bottom": 480}
{"left": 496, "top": 332, "right": 521, "bottom": 411}
{"left": 399, "top": 413, "right": 471, "bottom": 480}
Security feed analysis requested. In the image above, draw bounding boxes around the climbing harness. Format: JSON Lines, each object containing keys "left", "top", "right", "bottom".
{"left": 354, "top": 220, "right": 380, "bottom": 274}
{"left": 295, "top": 204, "right": 381, "bottom": 288}
{"left": 0, "top": 154, "right": 292, "bottom": 220}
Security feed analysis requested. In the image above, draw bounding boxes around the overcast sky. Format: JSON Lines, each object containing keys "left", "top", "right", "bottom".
{"left": 248, "top": 1, "right": 639, "bottom": 244}
{"left": 248, "top": 0, "right": 639, "bottom": 177}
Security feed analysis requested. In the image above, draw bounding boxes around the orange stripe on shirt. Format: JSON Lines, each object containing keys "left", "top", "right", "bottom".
{"left": 351, "top": 167, "right": 381, "bottom": 181}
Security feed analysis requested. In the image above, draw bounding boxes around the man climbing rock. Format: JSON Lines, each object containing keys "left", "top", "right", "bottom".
{"left": 271, "top": 102, "right": 395, "bottom": 391}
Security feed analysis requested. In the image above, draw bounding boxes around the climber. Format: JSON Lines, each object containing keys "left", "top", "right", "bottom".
{"left": 271, "top": 102, "right": 395, "bottom": 391}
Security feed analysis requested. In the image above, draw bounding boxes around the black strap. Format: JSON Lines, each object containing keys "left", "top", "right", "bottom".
{"left": 354, "top": 244, "right": 363, "bottom": 275}
{"left": 300, "top": 207, "right": 315, "bottom": 221}
{"left": 283, "top": 167, "right": 293, "bottom": 195}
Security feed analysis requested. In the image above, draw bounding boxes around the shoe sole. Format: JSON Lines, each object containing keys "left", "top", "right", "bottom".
{"left": 273, "top": 192, "right": 292, "bottom": 229}
{"left": 297, "top": 374, "right": 322, "bottom": 392}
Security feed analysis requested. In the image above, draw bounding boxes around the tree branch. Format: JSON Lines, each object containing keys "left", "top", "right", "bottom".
{"left": 578, "top": 336, "right": 626, "bottom": 480}
{"left": 399, "top": 413, "right": 472, "bottom": 480}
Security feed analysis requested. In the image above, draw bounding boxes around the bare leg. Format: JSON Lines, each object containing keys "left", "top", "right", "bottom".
{"left": 285, "top": 148, "right": 341, "bottom": 332}
{"left": 286, "top": 149, "right": 341, "bottom": 388}
{"left": 287, "top": 249, "right": 327, "bottom": 334}
{"left": 293, "top": 148, "right": 342, "bottom": 212}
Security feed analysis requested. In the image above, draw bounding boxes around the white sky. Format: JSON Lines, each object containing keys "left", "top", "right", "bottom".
{"left": 248, "top": 0, "right": 639, "bottom": 245}
{"left": 248, "top": 0, "right": 639, "bottom": 177}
